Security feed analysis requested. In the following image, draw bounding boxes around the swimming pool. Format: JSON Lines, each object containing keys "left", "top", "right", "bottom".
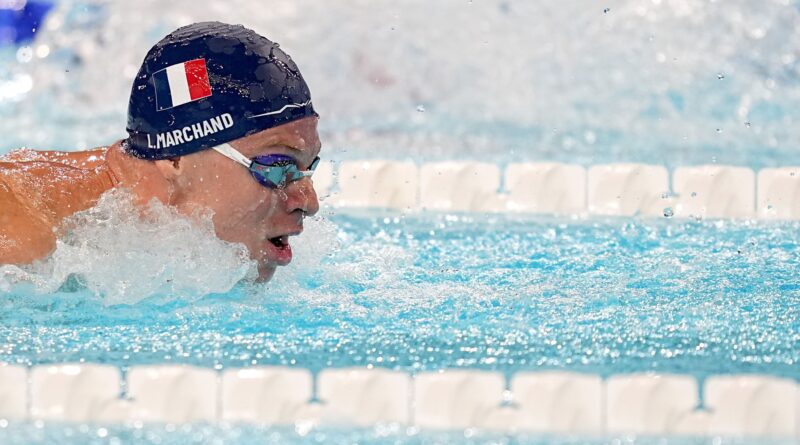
{"left": 2, "top": 0, "right": 800, "bottom": 443}
{"left": 1, "top": 193, "right": 799, "bottom": 441}
{"left": 1, "top": 210, "right": 799, "bottom": 377}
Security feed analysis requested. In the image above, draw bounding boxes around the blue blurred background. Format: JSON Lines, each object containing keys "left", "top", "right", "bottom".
{"left": 2, "top": 0, "right": 800, "bottom": 169}
{"left": 0, "top": 0, "right": 51, "bottom": 45}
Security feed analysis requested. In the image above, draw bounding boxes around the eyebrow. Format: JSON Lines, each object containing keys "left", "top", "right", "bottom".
{"left": 249, "top": 133, "right": 320, "bottom": 157}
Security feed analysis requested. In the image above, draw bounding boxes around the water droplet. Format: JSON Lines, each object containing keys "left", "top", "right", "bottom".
{"left": 663, "top": 207, "right": 674, "bottom": 218}
{"left": 715, "top": 128, "right": 722, "bottom": 134}
{"left": 767, "top": 204, "right": 774, "bottom": 210}
{"left": 416, "top": 105, "right": 426, "bottom": 112}
{"left": 603, "top": 7, "right": 611, "bottom": 13}
{"left": 35, "top": 44, "right": 50, "bottom": 58}
{"left": 16, "top": 46, "right": 32, "bottom": 63}
{"left": 717, "top": 73, "right": 725, "bottom": 80}
{"left": 661, "top": 192, "right": 670, "bottom": 199}
{"left": 744, "top": 122, "right": 751, "bottom": 128}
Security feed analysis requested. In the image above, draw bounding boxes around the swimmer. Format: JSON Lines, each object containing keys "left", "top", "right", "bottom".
{"left": 0, "top": 21, "right": 320, "bottom": 282}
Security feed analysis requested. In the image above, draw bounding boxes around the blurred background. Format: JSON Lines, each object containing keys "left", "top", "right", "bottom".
{"left": 1, "top": 0, "right": 799, "bottom": 169}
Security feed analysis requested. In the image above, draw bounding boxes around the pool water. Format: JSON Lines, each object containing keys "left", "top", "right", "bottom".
{"left": 0, "top": 422, "right": 796, "bottom": 445}
{"left": 2, "top": 209, "right": 800, "bottom": 443}
{"left": 1, "top": 1, "right": 800, "bottom": 443}
{"left": 1, "top": 208, "right": 798, "bottom": 380}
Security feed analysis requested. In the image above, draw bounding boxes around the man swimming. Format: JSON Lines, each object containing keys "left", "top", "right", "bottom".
{"left": 0, "top": 21, "right": 320, "bottom": 282}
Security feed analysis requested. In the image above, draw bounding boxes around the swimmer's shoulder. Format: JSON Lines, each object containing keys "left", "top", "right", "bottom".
{"left": 0, "top": 174, "right": 57, "bottom": 264}
{"left": 0, "top": 147, "right": 111, "bottom": 265}
{"left": 0, "top": 147, "right": 108, "bottom": 169}
{"left": 0, "top": 147, "right": 112, "bottom": 208}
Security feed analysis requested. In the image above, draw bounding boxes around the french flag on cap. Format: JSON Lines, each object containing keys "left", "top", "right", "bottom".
{"left": 152, "top": 58, "right": 212, "bottom": 111}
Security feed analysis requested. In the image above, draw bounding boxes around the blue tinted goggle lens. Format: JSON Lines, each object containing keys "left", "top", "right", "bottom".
{"left": 249, "top": 154, "right": 320, "bottom": 188}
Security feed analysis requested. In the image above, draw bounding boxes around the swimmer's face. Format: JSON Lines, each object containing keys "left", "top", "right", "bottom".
{"left": 169, "top": 116, "right": 321, "bottom": 281}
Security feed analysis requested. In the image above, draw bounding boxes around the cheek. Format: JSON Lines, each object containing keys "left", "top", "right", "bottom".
{"left": 203, "top": 171, "right": 264, "bottom": 213}
{"left": 212, "top": 188, "right": 283, "bottom": 237}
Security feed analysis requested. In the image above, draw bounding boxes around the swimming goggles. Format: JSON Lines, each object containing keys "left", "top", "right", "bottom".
{"left": 213, "top": 142, "right": 320, "bottom": 189}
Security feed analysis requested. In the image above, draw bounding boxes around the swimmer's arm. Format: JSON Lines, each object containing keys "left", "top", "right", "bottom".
{"left": 0, "top": 179, "right": 56, "bottom": 264}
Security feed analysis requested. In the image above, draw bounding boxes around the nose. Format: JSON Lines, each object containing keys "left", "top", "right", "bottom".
{"left": 283, "top": 176, "right": 320, "bottom": 216}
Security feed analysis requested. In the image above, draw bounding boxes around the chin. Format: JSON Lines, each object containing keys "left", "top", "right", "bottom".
{"left": 255, "top": 262, "right": 277, "bottom": 283}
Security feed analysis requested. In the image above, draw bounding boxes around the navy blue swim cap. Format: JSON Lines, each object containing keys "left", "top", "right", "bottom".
{"left": 124, "top": 21, "right": 316, "bottom": 160}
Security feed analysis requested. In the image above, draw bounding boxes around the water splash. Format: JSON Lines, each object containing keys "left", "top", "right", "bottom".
{"left": 1, "top": 212, "right": 799, "bottom": 378}
{"left": 0, "top": 195, "right": 405, "bottom": 307}
{"left": 0, "top": 189, "right": 256, "bottom": 305}
{"left": 258, "top": 210, "right": 417, "bottom": 315}
{"left": 1, "top": 0, "right": 799, "bottom": 167}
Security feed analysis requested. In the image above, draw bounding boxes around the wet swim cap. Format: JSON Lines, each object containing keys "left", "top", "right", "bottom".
{"left": 124, "top": 21, "right": 316, "bottom": 160}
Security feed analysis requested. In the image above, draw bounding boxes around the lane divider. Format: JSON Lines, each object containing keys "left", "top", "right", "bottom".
{"left": 0, "top": 363, "right": 797, "bottom": 437}
{"left": 316, "top": 161, "right": 800, "bottom": 219}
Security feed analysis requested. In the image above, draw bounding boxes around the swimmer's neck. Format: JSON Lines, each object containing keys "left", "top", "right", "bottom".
{"left": 105, "top": 141, "right": 176, "bottom": 207}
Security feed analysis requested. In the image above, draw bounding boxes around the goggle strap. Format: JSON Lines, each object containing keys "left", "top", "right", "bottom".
{"left": 308, "top": 156, "right": 320, "bottom": 172}
{"left": 212, "top": 143, "right": 253, "bottom": 168}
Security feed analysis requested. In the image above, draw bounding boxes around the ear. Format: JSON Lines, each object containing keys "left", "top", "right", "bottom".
{"left": 153, "top": 156, "right": 184, "bottom": 180}
{"left": 150, "top": 157, "right": 186, "bottom": 205}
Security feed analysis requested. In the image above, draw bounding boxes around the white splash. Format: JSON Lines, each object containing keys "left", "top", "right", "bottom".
{"left": 278, "top": 213, "right": 342, "bottom": 277}
{"left": 2, "top": 0, "right": 800, "bottom": 164}
{"left": 0, "top": 189, "right": 256, "bottom": 305}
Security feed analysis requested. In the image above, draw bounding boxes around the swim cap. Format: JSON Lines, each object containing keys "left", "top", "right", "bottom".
{"left": 124, "top": 21, "right": 316, "bottom": 160}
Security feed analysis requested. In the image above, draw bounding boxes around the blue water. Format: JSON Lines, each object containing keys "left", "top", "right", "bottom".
{"left": 0, "top": 422, "right": 795, "bottom": 445}
{"left": 2, "top": 2, "right": 800, "bottom": 443}
{"left": 1, "top": 211, "right": 798, "bottom": 380}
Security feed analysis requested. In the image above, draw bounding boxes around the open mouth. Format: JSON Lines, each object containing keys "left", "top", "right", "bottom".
{"left": 264, "top": 234, "right": 294, "bottom": 265}
{"left": 268, "top": 235, "right": 289, "bottom": 249}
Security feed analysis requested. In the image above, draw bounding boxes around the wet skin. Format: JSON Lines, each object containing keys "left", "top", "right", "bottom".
{"left": 0, "top": 116, "right": 321, "bottom": 281}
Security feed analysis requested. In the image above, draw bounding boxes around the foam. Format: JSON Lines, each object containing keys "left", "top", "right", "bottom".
{"left": 3, "top": 0, "right": 800, "bottom": 168}
{"left": 0, "top": 188, "right": 413, "bottom": 307}
{"left": 265, "top": 214, "right": 341, "bottom": 287}
{"left": 0, "top": 189, "right": 255, "bottom": 305}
